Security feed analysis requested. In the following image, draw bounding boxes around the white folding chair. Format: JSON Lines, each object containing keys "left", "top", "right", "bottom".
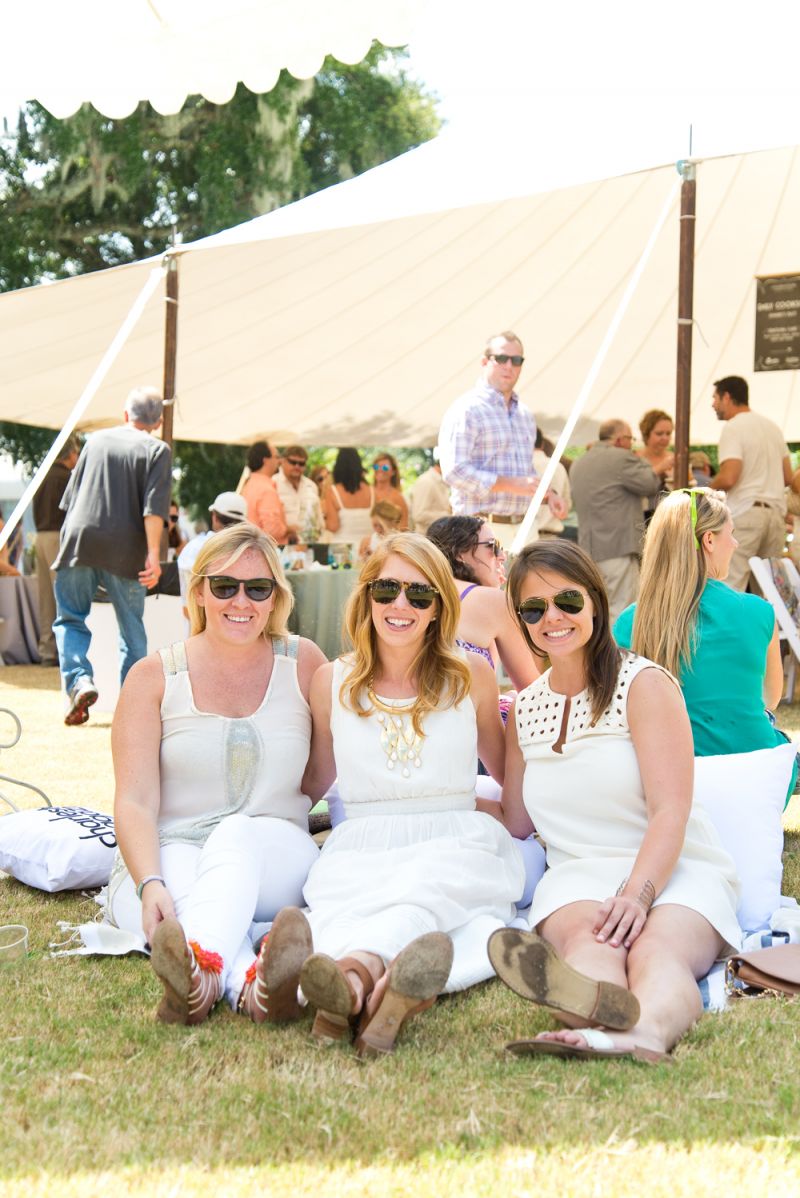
{"left": 748, "top": 556, "right": 800, "bottom": 703}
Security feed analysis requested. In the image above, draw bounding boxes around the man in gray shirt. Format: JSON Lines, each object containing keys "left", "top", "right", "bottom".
{"left": 570, "top": 418, "right": 663, "bottom": 621}
{"left": 53, "top": 386, "right": 172, "bottom": 725}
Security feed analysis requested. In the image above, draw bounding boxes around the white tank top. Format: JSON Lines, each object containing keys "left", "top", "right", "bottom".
{"left": 156, "top": 636, "right": 311, "bottom": 844}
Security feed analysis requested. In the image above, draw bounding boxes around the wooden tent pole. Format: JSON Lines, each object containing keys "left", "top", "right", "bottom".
{"left": 161, "top": 252, "right": 179, "bottom": 449}
{"left": 674, "top": 158, "right": 696, "bottom": 489}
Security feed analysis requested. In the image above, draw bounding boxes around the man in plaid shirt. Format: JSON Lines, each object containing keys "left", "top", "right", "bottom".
{"left": 439, "top": 330, "right": 565, "bottom": 548}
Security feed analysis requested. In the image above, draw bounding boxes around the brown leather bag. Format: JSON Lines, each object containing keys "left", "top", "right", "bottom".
{"left": 726, "top": 944, "right": 800, "bottom": 997}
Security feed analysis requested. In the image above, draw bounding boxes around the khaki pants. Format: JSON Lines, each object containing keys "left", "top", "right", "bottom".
{"left": 598, "top": 554, "right": 640, "bottom": 624}
{"left": 725, "top": 505, "right": 785, "bottom": 593}
{"left": 35, "top": 531, "right": 61, "bottom": 663}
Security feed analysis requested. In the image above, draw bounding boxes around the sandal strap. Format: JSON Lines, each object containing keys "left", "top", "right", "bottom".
{"left": 338, "top": 956, "right": 378, "bottom": 999}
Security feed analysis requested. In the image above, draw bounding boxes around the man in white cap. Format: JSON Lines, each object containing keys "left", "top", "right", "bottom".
{"left": 177, "top": 491, "right": 248, "bottom": 616}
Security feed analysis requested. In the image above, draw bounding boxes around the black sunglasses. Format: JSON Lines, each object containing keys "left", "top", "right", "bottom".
{"left": 477, "top": 537, "right": 502, "bottom": 557}
{"left": 517, "top": 589, "right": 585, "bottom": 625}
{"left": 369, "top": 578, "right": 439, "bottom": 609}
{"left": 205, "top": 575, "right": 276, "bottom": 601}
{"left": 285, "top": 457, "right": 307, "bottom": 468}
{"left": 169, "top": 513, "right": 179, "bottom": 522}
{"left": 489, "top": 353, "right": 524, "bottom": 367}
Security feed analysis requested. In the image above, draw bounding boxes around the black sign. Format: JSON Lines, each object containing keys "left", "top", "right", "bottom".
{"left": 755, "top": 274, "right": 800, "bottom": 372}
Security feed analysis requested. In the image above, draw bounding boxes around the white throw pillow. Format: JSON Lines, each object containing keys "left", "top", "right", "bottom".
{"left": 0, "top": 805, "right": 116, "bottom": 892}
{"left": 693, "top": 743, "right": 796, "bottom": 933}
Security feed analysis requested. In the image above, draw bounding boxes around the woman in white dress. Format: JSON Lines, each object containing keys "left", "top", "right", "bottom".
{"left": 111, "top": 523, "right": 326, "bottom": 1025}
{"left": 281, "top": 533, "right": 525, "bottom": 1056}
{"left": 487, "top": 540, "right": 740, "bottom": 1062}
{"left": 322, "top": 448, "right": 374, "bottom": 551}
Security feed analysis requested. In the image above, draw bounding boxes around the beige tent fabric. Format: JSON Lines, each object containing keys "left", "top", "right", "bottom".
{"left": 1, "top": 141, "right": 799, "bottom": 448}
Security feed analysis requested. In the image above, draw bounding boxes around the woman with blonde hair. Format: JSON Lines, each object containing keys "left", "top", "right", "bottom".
{"left": 110, "top": 522, "right": 326, "bottom": 1026}
{"left": 358, "top": 499, "right": 403, "bottom": 559}
{"left": 614, "top": 488, "right": 790, "bottom": 774}
{"left": 276, "top": 533, "right": 524, "bottom": 1056}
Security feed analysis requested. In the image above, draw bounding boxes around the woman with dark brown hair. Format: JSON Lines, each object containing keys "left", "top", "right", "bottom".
{"left": 486, "top": 540, "right": 740, "bottom": 1062}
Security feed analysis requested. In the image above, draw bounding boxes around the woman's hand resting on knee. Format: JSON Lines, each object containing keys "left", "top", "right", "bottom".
{"left": 592, "top": 891, "right": 650, "bottom": 950}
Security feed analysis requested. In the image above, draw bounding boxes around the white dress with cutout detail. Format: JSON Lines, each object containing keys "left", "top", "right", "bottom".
{"left": 517, "top": 653, "right": 741, "bottom": 950}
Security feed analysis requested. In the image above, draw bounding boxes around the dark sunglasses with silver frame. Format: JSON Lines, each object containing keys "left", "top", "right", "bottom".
{"left": 368, "top": 578, "right": 439, "bottom": 610}
{"left": 204, "top": 575, "right": 276, "bottom": 602}
{"left": 517, "top": 589, "right": 585, "bottom": 625}
{"left": 488, "top": 353, "right": 524, "bottom": 367}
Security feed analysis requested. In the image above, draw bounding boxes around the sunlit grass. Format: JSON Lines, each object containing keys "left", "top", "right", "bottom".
{"left": 2, "top": 668, "right": 800, "bottom": 1194}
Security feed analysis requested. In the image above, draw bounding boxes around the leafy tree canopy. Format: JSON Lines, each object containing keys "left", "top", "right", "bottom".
{"left": 0, "top": 46, "right": 440, "bottom": 497}
{"left": 0, "top": 44, "right": 439, "bottom": 290}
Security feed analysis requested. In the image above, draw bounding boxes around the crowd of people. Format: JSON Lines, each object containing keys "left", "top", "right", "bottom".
{"left": 19, "top": 332, "right": 800, "bottom": 1063}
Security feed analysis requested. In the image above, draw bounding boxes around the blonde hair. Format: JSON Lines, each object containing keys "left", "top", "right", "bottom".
{"left": 187, "top": 523, "right": 293, "bottom": 639}
{"left": 340, "top": 532, "right": 471, "bottom": 735}
{"left": 370, "top": 500, "right": 402, "bottom": 531}
{"left": 632, "top": 488, "right": 730, "bottom": 676}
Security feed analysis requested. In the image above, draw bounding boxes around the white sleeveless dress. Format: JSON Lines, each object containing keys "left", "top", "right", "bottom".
{"left": 330, "top": 485, "right": 374, "bottom": 548}
{"left": 517, "top": 653, "right": 742, "bottom": 950}
{"left": 302, "top": 658, "right": 526, "bottom": 991}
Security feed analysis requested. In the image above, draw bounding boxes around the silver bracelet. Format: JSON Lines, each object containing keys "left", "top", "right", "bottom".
{"left": 136, "top": 874, "right": 165, "bottom": 901}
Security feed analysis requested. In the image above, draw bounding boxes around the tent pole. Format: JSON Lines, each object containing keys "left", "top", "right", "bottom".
{"left": 674, "top": 159, "right": 696, "bottom": 489}
{"left": 161, "top": 252, "right": 179, "bottom": 450}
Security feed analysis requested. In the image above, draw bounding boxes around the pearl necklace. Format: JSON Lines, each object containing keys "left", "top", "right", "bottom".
{"left": 367, "top": 686, "right": 425, "bottom": 777}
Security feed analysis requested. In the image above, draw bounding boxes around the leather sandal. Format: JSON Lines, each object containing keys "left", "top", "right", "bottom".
{"left": 487, "top": 927, "right": 640, "bottom": 1031}
{"left": 354, "top": 931, "right": 454, "bottom": 1059}
{"left": 150, "top": 917, "right": 223, "bottom": 1026}
{"left": 300, "top": 953, "right": 378, "bottom": 1042}
{"left": 238, "top": 906, "right": 312, "bottom": 1024}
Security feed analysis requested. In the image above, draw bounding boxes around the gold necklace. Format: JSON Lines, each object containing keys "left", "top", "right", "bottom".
{"left": 366, "top": 685, "right": 425, "bottom": 776}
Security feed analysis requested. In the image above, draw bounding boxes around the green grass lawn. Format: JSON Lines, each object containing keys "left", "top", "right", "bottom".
{"left": 2, "top": 667, "right": 800, "bottom": 1197}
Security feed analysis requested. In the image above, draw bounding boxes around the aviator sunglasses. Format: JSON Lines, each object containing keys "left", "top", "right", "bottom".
{"left": 488, "top": 353, "right": 524, "bottom": 367}
{"left": 204, "top": 575, "right": 276, "bottom": 601}
{"left": 368, "top": 578, "right": 440, "bottom": 609}
{"left": 517, "top": 589, "right": 585, "bottom": 624}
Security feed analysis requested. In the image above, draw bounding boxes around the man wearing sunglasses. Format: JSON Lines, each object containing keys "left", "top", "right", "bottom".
{"left": 274, "top": 444, "right": 323, "bottom": 544}
{"left": 438, "top": 330, "right": 566, "bottom": 549}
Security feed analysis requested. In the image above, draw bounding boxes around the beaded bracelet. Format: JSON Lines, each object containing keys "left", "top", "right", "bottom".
{"left": 136, "top": 874, "right": 166, "bottom": 901}
{"left": 615, "top": 877, "right": 656, "bottom": 913}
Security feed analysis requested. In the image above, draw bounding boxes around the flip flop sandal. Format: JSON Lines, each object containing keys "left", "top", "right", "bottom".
{"left": 354, "top": 931, "right": 454, "bottom": 1059}
{"left": 300, "top": 953, "right": 378, "bottom": 1042}
{"left": 487, "top": 927, "right": 640, "bottom": 1031}
{"left": 238, "top": 906, "right": 312, "bottom": 1024}
{"left": 506, "top": 1027, "right": 671, "bottom": 1064}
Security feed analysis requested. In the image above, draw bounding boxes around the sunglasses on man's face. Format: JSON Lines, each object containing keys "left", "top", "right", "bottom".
{"left": 169, "top": 513, "right": 179, "bottom": 522}
{"left": 285, "top": 458, "right": 307, "bottom": 468}
{"left": 368, "top": 578, "right": 439, "bottom": 609}
{"left": 517, "top": 589, "right": 585, "bottom": 625}
{"left": 489, "top": 353, "right": 524, "bottom": 367}
{"left": 205, "top": 575, "right": 276, "bottom": 601}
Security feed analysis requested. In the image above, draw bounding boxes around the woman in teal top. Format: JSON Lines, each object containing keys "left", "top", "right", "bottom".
{"left": 613, "top": 489, "right": 794, "bottom": 798}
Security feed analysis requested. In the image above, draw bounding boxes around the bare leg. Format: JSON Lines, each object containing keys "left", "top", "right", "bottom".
{"left": 537, "top": 905, "right": 725, "bottom": 1055}
{"left": 537, "top": 901, "right": 630, "bottom": 1028}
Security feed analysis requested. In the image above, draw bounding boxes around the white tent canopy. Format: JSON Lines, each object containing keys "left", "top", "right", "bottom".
{"left": 1, "top": 134, "right": 799, "bottom": 448}
{"left": 0, "top": 0, "right": 419, "bottom": 118}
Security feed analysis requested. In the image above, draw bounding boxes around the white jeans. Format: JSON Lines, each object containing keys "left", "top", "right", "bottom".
{"left": 110, "top": 813, "right": 319, "bottom": 1008}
